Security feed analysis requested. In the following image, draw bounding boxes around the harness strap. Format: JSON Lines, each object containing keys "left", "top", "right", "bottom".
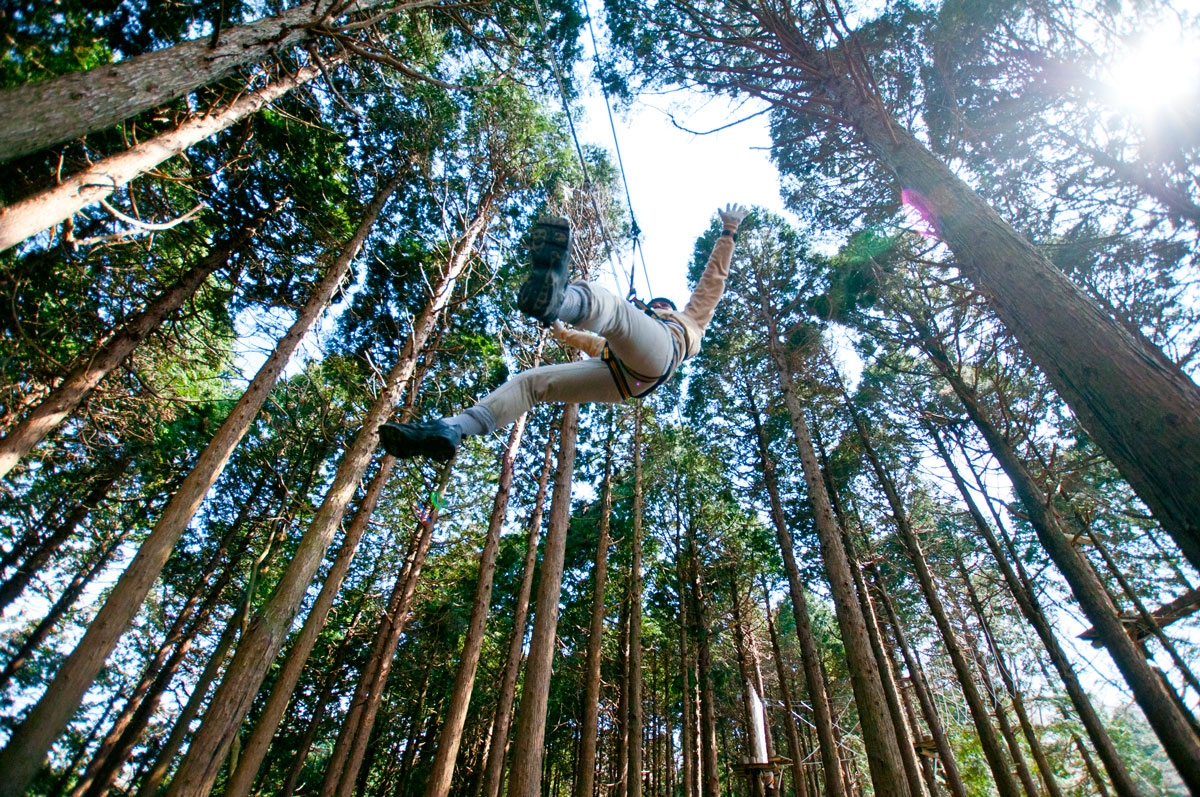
{"left": 601, "top": 318, "right": 685, "bottom": 400}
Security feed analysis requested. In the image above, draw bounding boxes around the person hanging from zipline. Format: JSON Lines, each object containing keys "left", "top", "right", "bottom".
{"left": 378, "top": 203, "right": 750, "bottom": 461}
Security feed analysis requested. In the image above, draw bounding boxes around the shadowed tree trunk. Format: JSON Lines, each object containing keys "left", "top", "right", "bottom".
{"left": 506, "top": 401, "right": 581, "bottom": 797}
{"left": 761, "top": 590, "right": 809, "bottom": 797}
{"left": 164, "top": 187, "right": 476, "bottom": 797}
{"left": 479, "top": 422, "right": 558, "bottom": 797}
{"left": 750, "top": 263, "right": 910, "bottom": 797}
{"left": 628, "top": 406, "right": 646, "bottom": 797}
{"left": 677, "top": 529, "right": 698, "bottom": 797}
{"left": 0, "top": 175, "right": 403, "bottom": 797}
{"left": 576, "top": 415, "right": 616, "bottom": 797}
{"left": 689, "top": 543, "right": 720, "bottom": 797}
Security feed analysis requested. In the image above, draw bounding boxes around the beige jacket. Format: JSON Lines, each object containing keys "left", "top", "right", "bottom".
{"left": 553, "top": 229, "right": 736, "bottom": 359}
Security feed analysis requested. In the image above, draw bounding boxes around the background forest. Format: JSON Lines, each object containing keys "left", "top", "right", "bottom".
{"left": 0, "top": 1, "right": 1198, "bottom": 796}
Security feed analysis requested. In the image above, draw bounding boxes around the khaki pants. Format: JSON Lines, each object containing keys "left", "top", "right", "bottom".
{"left": 478, "top": 283, "right": 682, "bottom": 429}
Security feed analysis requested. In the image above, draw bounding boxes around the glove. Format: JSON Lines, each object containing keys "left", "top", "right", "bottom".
{"left": 718, "top": 203, "right": 750, "bottom": 230}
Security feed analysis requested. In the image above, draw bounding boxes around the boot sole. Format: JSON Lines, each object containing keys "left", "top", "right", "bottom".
{"left": 379, "top": 423, "right": 458, "bottom": 462}
{"left": 519, "top": 218, "right": 572, "bottom": 322}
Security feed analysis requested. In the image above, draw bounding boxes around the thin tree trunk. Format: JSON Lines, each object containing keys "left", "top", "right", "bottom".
{"left": 762, "top": 592, "right": 809, "bottom": 797}
{"left": 690, "top": 544, "right": 720, "bottom": 797}
{"left": 134, "top": 607, "right": 241, "bottom": 797}
{"left": 913, "top": 317, "right": 1200, "bottom": 790}
{"left": 479, "top": 423, "right": 557, "bottom": 797}
{"left": 955, "top": 552, "right": 1060, "bottom": 797}
{"left": 576, "top": 415, "right": 616, "bottom": 797}
{"left": 1074, "top": 735, "right": 1112, "bottom": 797}
{"left": 867, "top": 566, "right": 968, "bottom": 797}
{"left": 678, "top": 536, "right": 697, "bottom": 797}
{"left": 0, "top": 175, "right": 400, "bottom": 797}
{"left": 0, "top": 529, "right": 124, "bottom": 692}
{"left": 0, "top": 456, "right": 130, "bottom": 615}
{"left": 927, "top": 425, "right": 1140, "bottom": 797}
{"left": 616, "top": 594, "right": 632, "bottom": 797}
{"left": 321, "top": 465, "right": 453, "bottom": 797}
{"left": 0, "top": 64, "right": 329, "bottom": 252}
{"left": 0, "top": 207, "right": 267, "bottom": 479}
{"left": 750, "top": 267, "right": 909, "bottom": 797}
{"left": 838, "top": 391, "right": 1019, "bottom": 797}
{"left": 221, "top": 454, "right": 400, "bottom": 797}
{"left": 628, "top": 406, "right": 646, "bottom": 797}
{"left": 0, "top": 0, "right": 409, "bottom": 162}
{"left": 506, "top": 401, "right": 581, "bottom": 797}
{"left": 426, "top": 408, "right": 533, "bottom": 796}
{"left": 745, "top": 391, "right": 844, "bottom": 797}
{"left": 164, "top": 182, "right": 468, "bottom": 797}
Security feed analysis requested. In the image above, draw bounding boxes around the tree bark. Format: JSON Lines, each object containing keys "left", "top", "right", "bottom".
{"left": 0, "top": 64, "right": 331, "bottom": 252}
{"left": 678, "top": 534, "right": 698, "bottom": 797}
{"left": 927, "top": 425, "right": 1140, "bottom": 797}
{"left": 913, "top": 317, "right": 1200, "bottom": 791}
{"left": 425, "top": 408, "right": 533, "bottom": 796}
{"left": 506, "top": 401, "right": 580, "bottom": 797}
{"left": 745, "top": 391, "right": 845, "bottom": 797}
{"left": 0, "top": 207, "right": 267, "bottom": 480}
{"left": 576, "top": 416, "right": 615, "bottom": 797}
{"left": 0, "top": 175, "right": 402, "bottom": 797}
{"left": 867, "top": 566, "right": 968, "bottom": 797}
{"left": 0, "top": 0, "right": 413, "bottom": 162}
{"left": 762, "top": 594, "right": 809, "bottom": 797}
{"left": 689, "top": 546, "right": 721, "bottom": 797}
{"left": 479, "top": 423, "right": 557, "bottom": 797}
{"left": 750, "top": 265, "right": 910, "bottom": 797}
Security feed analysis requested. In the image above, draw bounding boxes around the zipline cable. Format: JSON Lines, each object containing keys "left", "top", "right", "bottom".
{"left": 531, "top": 0, "right": 652, "bottom": 299}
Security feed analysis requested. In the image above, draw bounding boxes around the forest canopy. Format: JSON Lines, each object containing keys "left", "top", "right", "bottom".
{"left": 0, "top": 1, "right": 1197, "bottom": 796}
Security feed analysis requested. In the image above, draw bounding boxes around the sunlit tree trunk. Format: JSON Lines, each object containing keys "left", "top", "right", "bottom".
{"left": 479, "top": 424, "right": 558, "bottom": 797}
{"left": 426, "top": 406, "right": 533, "bottom": 796}
{"left": 0, "top": 0, "right": 411, "bottom": 162}
{"left": 762, "top": 593, "right": 808, "bottom": 797}
{"left": 576, "top": 416, "right": 616, "bottom": 797}
{"left": 0, "top": 208, "right": 269, "bottom": 480}
{"left": 745, "top": 391, "right": 844, "bottom": 797}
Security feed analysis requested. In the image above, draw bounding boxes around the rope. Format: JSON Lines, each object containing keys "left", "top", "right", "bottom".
{"left": 531, "top": 0, "right": 652, "bottom": 298}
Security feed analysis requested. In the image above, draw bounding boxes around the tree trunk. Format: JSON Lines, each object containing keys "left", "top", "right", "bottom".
{"left": 479, "top": 423, "right": 558, "bottom": 797}
{"left": 164, "top": 182, "right": 469, "bottom": 797}
{"left": 690, "top": 547, "right": 721, "bottom": 797}
{"left": 576, "top": 415, "right": 616, "bottom": 797}
{"left": 0, "top": 175, "right": 402, "bottom": 797}
{"left": 221, "top": 454, "right": 399, "bottom": 797}
{"left": 505, "top": 401, "right": 581, "bottom": 797}
{"left": 926, "top": 425, "right": 1140, "bottom": 797}
{"left": 678, "top": 537, "right": 698, "bottom": 797}
{"left": 867, "top": 566, "right": 968, "bottom": 797}
{"left": 913, "top": 317, "right": 1200, "bottom": 791}
{"left": 0, "top": 63, "right": 330, "bottom": 252}
{"left": 745, "top": 391, "right": 845, "bottom": 797}
{"left": 750, "top": 265, "right": 909, "bottom": 797}
{"left": 628, "top": 406, "right": 646, "bottom": 797}
{"left": 955, "top": 553, "right": 1060, "bottom": 797}
{"left": 761, "top": 5, "right": 1200, "bottom": 570}
{"left": 426, "top": 406, "right": 533, "bottom": 796}
{"left": 0, "top": 455, "right": 130, "bottom": 615}
{"left": 0, "top": 529, "right": 123, "bottom": 692}
{"left": 1074, "top": 735, "right": 1112, "bottom": 797}
{"left": 0, "top": 0, "right": 408, "bottom": 162}
{"left": 0, "top": 206, "right": 268, "bottom": 480}
{"left": 839, "top": 391, "right": 1019, "bottom": 797}
{"left": 762, "top": 594, "right": 809, "bottom": 797}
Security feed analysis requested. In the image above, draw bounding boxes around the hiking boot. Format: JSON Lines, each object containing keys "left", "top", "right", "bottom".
{"left": 517, "top": 216, "right": 572, "bottom": 324}
{"left": 378, "top": 420, "right": 461, "bottom": 462}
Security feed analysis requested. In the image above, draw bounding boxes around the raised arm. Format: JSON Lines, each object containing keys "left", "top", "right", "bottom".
{"left": 681, "top": 203, "right": 749, "bottom": 335}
